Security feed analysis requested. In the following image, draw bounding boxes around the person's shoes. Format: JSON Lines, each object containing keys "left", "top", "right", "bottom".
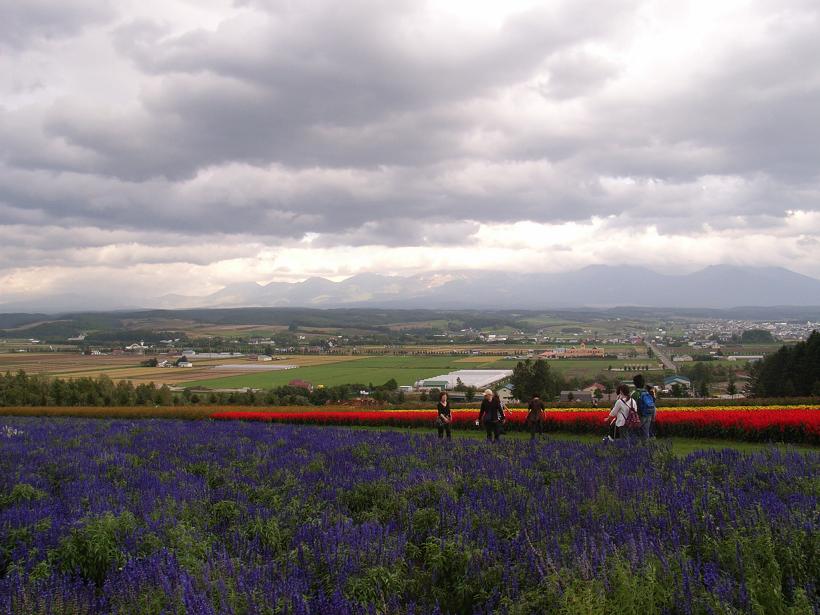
{"left": 602, "top": 435, "right": 614, "bottom": 442}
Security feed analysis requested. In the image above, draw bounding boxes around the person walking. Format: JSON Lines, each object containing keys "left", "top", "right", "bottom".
{"left": 526, "top": 393, "right": 545, "bottom": 440}
{"left": 436, "top": 391, "right": 452, "bottom": 440}
{"left": 478, "top": 388, "right": 502, "bottom": 442}
{"left": 603, "top": 384, "right": 634, "bottom": 441}
{"left": 631, "top": 374, "right": 657, "bottom": 439}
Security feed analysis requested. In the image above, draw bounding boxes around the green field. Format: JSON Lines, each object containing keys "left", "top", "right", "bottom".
{"left": 182, "top": 355, "right": 668, "bottom": 389}
{"left": 481, "top": 358, "right": 665, "bottom": 379}
{"left": 181, "top": 356, "right": 485, "bottom": 389}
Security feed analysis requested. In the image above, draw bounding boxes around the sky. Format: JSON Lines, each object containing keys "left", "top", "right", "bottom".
{"left": 2, "top": 0, "right": 820, "bottom": 305}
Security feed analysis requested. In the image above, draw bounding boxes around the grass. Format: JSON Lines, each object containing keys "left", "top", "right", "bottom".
{"left": 346, "top": 425, "right": 819, "bottom": 457}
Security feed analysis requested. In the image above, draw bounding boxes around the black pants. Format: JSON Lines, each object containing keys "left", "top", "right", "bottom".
{"left": 609, "top": 423, "right": 620, "bottom": 439}
{"left": 527, "top": 420, "right": 542, "bottom": 440}
{"left": 437, "top": 422, "right": 451, "bottom": 439}
{"left": 485, "top": 422, "right": 501, "bottom": 442}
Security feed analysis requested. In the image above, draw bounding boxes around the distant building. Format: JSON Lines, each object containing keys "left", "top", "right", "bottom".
{"left": 539, "top": 343, "right": 604, "bottom": 359}
{"left": 664, "top": 375, "right": 691, "bottom": 388}
{"left": 415, "top": 370, "right": 513, "bottom": 391}
{"left": 177, "top": 361, "right": 193, "bottom": 368}
{"left": 672, "top": 354, "right": 694, "bottom": 362}
{"left": 288, "top": 379, "right": 314, "bottom": 392}
{"left": 560, "top": 390, "right": 594, "bottom": 402}
{"left": 498, "top": 387, "right": 515, "bottom": 404}
{"left": 727, "top": 355, "right": 764, "bottom": 362}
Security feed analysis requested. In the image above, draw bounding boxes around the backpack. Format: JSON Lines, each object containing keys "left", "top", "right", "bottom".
{"left": 637, "top": 390, "right": 656, "bottom": 417}
{"left": 624, "top": 399, "right": 641, "bottom": 429}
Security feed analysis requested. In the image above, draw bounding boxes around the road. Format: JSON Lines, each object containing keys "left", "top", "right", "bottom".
{"left": 645, "top": 340, "right": 677, "bottom": 373}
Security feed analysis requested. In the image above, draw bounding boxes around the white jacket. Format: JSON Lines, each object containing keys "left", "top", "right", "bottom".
{"left": 608, "top": 396, "right": 634, "bottom": 427}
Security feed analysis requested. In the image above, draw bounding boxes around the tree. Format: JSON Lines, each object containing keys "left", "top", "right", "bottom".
{"left": 741, "top": 329, "right": 775, "bottom": 344}
{"left": 750, "top": 330, "right": 820, "bottom": 397}
{"left": 727, "top": 370, "right": 737, "bottom": 397}
{"left": 510, "top": 358, "right": 556, "bottom": 401}
{"left": 465, "top": 386, "right": 476, "bottom": 402}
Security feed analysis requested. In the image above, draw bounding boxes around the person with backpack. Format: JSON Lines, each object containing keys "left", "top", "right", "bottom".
{"left": 526, "top": 393, "right": 545, "bottom": 440}
{"left": 478, "top": 388, "right": 503, "bottom": 442}
{"left": 603, "top": 384, "right": 636, "bottom": 441}
{"left": 435, "top": 391, "right": 452, "bottom": 440}
{"left": 632, "top": 374, "right": 657, "bottom": 439}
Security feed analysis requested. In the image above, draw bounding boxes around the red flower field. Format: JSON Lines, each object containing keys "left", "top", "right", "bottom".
{"left": 210, "top": 405, "right": 820, "bottom": 444}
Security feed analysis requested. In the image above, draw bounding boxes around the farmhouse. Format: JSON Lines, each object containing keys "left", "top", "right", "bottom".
{"left": 289, "top": 379, "right": 314, "bottom": 392}
{"left": 664, "top": 375, "right": 692, "bottom": 389}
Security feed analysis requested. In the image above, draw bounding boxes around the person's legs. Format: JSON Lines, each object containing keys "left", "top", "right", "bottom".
{"left": 485, "top": 424, "right": 493, "bottom": 441}
{"left": 437, "top": 424, "right": 444, "bottom": 438}
{"left": 609, "top": 423, "right": 618, "bottom": 440}
{"left": 641, "top": 415, "right": 652, "bottom": 439}
{"left": 445, "top": 424, "right": 451, "bottom": 440}
{"left": 493, "top": 423, "right": 501, "bottom": 442}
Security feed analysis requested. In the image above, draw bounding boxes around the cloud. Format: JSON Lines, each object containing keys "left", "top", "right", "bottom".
{"left": 0, "top": 0, "right": 115, "bottom": 49}
{"left": 1, "top": 0, "right": 820, "bottom": 305}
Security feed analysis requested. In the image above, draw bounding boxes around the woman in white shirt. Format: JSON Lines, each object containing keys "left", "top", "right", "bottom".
{"left": 604, "top": 384, "right": 634, "bottom": 441}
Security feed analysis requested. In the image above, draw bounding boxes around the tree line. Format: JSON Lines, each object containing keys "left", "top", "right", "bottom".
{"left": 0, "top": 370, "right": 407, "bottom": 407}
{"left": 750, "top": 330, "right": 820, "bottom": 397}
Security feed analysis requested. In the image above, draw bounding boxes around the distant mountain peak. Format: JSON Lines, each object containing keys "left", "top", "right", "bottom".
{"left": 2, "top": 265, "right": 819, "bottom": 313}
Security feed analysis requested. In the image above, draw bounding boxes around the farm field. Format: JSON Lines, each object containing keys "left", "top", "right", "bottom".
{"left": 183, "top": 355, "right": 664, "bottom": 390}
{"left": 181, "top": 355, "right": 479, "bottom": 389}
{"left": 0, "top": 350, "right": 670, "bottom": 390}
{"left": 1, "top": 418, "right": 817, "bottom": 613}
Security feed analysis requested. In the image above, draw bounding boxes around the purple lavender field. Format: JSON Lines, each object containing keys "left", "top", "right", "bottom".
{"left": 1, "top": 418, "right": 818, "bottom": 614}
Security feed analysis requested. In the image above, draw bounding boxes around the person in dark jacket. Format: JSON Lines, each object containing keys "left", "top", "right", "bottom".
{"left": 478, "top": 388, "right": 502, "bottom": 442}
{"left": 436, "top": 391, "right": 452, "bottom": 440}
{"left": 526, "top": 394, "right": 545, "bottom": 440}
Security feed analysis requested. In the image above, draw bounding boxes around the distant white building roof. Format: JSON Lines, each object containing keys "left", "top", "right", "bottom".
{"left": 416, "top": 369, "right": 513, "bottom": 390}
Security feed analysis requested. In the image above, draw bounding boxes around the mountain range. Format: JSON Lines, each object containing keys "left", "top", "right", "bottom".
{"left": 3, "top": 265, "right": 820, "bottom": 313}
